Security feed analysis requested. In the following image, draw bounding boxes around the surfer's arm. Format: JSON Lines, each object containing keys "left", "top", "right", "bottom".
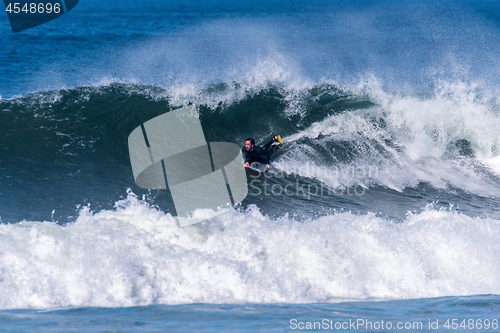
{"left": 262, "top": 139, "right": 275, "bottom": 150}
{"left": 262, "top": 136, "right": 280, "bottom": 150}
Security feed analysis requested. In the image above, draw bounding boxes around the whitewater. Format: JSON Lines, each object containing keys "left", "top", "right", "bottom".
{"left": 1, "top": 193, "right": 499, "bottom": 310}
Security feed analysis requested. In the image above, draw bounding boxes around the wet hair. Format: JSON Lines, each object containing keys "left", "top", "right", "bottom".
{"left": 245, "top": 138, "right": 255, "bottom": 146}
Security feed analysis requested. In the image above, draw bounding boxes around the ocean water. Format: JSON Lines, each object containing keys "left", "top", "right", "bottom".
{"left": 1, "top": 0, "right": 500, "bottom": 331}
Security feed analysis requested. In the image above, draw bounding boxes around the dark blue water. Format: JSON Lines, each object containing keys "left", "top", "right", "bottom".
{"left": 1, "top": 296, "right": 500, "bottom": 332}
{"left": 1, "top": 0, "right": 500, "bottom": 331}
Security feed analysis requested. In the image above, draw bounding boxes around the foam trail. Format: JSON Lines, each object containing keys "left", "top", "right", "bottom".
{"left": 275, "top": 78, "right": 500, "bottom": 197}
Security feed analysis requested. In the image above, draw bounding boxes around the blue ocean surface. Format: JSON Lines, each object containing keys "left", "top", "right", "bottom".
{"left": 1, "top": 0, "right": 500, "bottom": 331}
{"left": 1, "top": 296, "right": 500, "bottom": 332}
{"left": 0, "top": 296, "right": 499, "bottom": 332}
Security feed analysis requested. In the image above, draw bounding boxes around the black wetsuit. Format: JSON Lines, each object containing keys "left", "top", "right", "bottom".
{"left": 241, "top": 138, "right": 277, "bottom": 165}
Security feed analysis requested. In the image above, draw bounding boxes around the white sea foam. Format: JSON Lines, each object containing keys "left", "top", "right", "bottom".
{"left": 0, "top": 193, "right": 499, "bottom": 310}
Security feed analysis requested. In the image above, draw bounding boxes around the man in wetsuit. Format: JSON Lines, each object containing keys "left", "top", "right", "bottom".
{"left": 242, "top": 135, "right": 282, "bottom": 169}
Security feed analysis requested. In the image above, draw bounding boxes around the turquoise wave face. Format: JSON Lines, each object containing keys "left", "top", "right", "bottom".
{"left": 2, "top": 0, "right": 500, "bottom": 223}
{"left": 1, "top": 82, "right": 500, "bottom": 223}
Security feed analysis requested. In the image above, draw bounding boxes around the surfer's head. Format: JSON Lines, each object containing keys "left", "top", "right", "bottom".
{"left": 245, "top": 138, "right": 255, "bottom": 151}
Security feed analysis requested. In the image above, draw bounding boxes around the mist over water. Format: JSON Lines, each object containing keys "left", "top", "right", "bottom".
{"left": 3, "top": 0, "right": 500, "bottom": 96}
